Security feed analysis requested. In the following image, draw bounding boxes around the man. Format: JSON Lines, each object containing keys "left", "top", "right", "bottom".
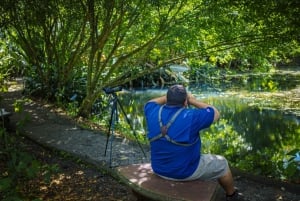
{"left": 144, "top": 84, "right": 243, "bottom": 201}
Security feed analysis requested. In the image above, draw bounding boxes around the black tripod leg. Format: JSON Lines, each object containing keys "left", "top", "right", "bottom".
{"left": 108, "top": 117, "right": 116, "bottom": 167}
{"left": 104, "top": 97, "right": 118, "bottom": 158}
{"left": 117, "top": 99, "right": 147, "bottom": 158}
{"left": 104, "top": 104, "right": 114, "bottom": 157}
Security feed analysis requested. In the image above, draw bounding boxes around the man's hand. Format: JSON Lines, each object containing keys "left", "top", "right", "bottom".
{"left": 187, "top": 93, "right": 196, "bottom": 105}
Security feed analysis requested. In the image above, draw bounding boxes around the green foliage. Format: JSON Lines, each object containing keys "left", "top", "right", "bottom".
{"left": 0, "top": 137, "right": 59, "bottom": 200}
{"left": 200, "top": 119, "right": 300, "bottom": 181}
{"left": 98, "top": 92, "right": 148, "bottom": 144}
{"left": 1, "top": 0, "right": 299, "bottom": 117}
{"left": 281, "top": 149, "right": 300, "bottom": 182}
{"left": 197, "top": 92, "right": 300, "bottom": 182}
{"left": 0, "top": 99, "right": 59, "bottom": 200}
{"left": 12, "top": 99, "right": 31, "bottom": 134}
{"left": 201, "top": 118, "right": 251, "bottom": 158}
{"left": 0, "top": 34, "right": 25, "bottom": 80}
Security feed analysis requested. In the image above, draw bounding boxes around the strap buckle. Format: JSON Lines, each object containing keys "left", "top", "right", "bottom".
{"left": 160, "top": 125, "right": 168, "bottom": 136}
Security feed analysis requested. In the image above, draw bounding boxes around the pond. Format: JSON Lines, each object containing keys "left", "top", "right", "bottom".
{"left": 107, "top": 68, "right": 300, "bottom": 182}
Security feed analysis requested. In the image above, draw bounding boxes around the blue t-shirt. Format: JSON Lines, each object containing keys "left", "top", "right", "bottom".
{"left": 144, "top": 101, "right": 215, "bottom": 179}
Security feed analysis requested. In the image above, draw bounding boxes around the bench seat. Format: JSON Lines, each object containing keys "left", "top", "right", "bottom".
{"left": 0, "top": 110, "right": 11, "bottom": 117}
{"left": 0, "top": 109, "right": 12, "bottom": 128}
{"left": 116, "top": 163, "right": 219, "bottom": 201}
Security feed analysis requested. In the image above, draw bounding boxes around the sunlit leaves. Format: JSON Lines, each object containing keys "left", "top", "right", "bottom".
{"left": 1, "top": 0, "right": 299, "bottom": 116}
{"left": 201, "top": 118, "right": 251, "bottom": 157}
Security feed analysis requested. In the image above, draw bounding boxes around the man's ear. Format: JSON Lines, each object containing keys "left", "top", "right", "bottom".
{"left": 184, "top": 99, "right": 188, "bottom": 107}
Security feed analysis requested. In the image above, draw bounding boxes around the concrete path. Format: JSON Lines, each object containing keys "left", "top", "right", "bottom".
{"left": 24, "top": 117, "right": 150, "bottom": 168}
{"left": 4, "top": 87, "right": 150, "bottom": 171}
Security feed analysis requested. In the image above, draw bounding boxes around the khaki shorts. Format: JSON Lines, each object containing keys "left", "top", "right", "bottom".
{"left": 158, "top": 154, "right": 229, "bottom": 181}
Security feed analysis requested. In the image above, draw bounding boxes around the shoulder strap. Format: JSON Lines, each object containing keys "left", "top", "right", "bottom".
{"left": 158, "top": 105, "right": 184, "bottom": 131}
{"left": 149, "top": 105, "right": 198, "bottom": 146}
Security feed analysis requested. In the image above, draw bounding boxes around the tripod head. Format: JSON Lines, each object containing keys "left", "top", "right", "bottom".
{"left": 103, "top": 85, "right": 147, "bottom": 164}
{"left": 103, "top": 86, "right": 122, "bottom": 95}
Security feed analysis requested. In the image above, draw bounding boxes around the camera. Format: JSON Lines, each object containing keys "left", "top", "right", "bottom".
{"left": 103, "top": 86, "right": 122, "bottom": 94}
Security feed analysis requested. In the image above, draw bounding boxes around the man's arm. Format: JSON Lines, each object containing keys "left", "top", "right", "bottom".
{"left": 188, "top": 93, "right": 220, "bottom": 122}
{"left": 147, "top": 95, "right": 167, "bottom": 105}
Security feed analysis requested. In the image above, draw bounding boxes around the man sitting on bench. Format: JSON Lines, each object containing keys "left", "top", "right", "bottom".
{"left": 144, "top": 84, "right": 244, "bottom": 201}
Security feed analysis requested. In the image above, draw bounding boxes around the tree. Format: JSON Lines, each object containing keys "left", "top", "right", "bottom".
{"left": 78, "top": 0, "right": 188, "bottom": 116}
{"left": 162, "top": 0, "right": 300, "bottom": 68}
{"left": 1, "top": 0, "right": 190, "bottom": 117}
{"left": 1, "top": 0, "right": 299, "bottom": 117}
{"left": 1, "top": 0, "right": 89, "bottom": 98}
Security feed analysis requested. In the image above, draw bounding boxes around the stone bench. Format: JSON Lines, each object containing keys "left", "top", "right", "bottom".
{"left": 0, "top": 109, "right": 12, "bottom": 128}
{"left": 116, "top": 163, "right": 220, "bottom": 201}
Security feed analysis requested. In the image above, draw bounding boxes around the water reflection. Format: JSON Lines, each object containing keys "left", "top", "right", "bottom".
{"left": 209, "top": 97, "right": 300, "bottom": 151}
{"left": 189, "top": 72, "right": 300, "bottom": 92}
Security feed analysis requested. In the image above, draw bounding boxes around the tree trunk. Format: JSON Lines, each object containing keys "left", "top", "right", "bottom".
{"left": 78, "top": 99, "right": 92, "bottom": 118}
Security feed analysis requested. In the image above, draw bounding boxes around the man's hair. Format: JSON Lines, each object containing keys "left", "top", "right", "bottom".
{"left": 166, "top": 85, "right": 187, "bottom": 106}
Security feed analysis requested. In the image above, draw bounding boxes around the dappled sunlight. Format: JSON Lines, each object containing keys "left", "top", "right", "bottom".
{"left": 127, "top": 163, "right": 153, "bottom": 185}
{"left": 50, "top": 173, "right": 71, "bottom": 186}
{"left": 118, "top": 163, "right": 219, "bottom": 201}
{"left": 75, "top": 170, "right": 84, "bottom": 175}
{"left": 6, "top": 78, "right": 25, "bottom": 92}
{"left": 34, "top": 167, "right": 118, "bottom": 200}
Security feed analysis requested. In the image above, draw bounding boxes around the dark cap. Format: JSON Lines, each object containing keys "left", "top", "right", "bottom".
{"left": 166, "top": 85, "right": 187, "bottom": 106}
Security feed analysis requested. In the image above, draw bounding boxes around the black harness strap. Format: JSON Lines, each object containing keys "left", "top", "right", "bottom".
{"left": 148, "top": 105, "right": 199, "bottom": 147}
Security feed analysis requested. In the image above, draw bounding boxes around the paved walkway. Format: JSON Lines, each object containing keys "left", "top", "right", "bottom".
{"left": 24, "top": 115, "right": 150, "bottom": 168}
{"left": 4, "top": 85, "right": 150, "bottom": 171}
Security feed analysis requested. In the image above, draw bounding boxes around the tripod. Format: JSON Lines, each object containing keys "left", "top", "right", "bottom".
{"left": 104, "top": 91, "right": 146, "bottom": 167}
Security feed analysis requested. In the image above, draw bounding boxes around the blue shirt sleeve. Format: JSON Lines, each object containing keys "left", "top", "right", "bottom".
{"left": 191, "top": 106, "right": 215, "bottom": 131}
{"left": 144, "top": 101, "right": 161, "bottom": 139}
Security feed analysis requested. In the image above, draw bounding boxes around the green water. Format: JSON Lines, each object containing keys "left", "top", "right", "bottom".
{"left": 106, "top": 69, "right": 300, "bottom": 182}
